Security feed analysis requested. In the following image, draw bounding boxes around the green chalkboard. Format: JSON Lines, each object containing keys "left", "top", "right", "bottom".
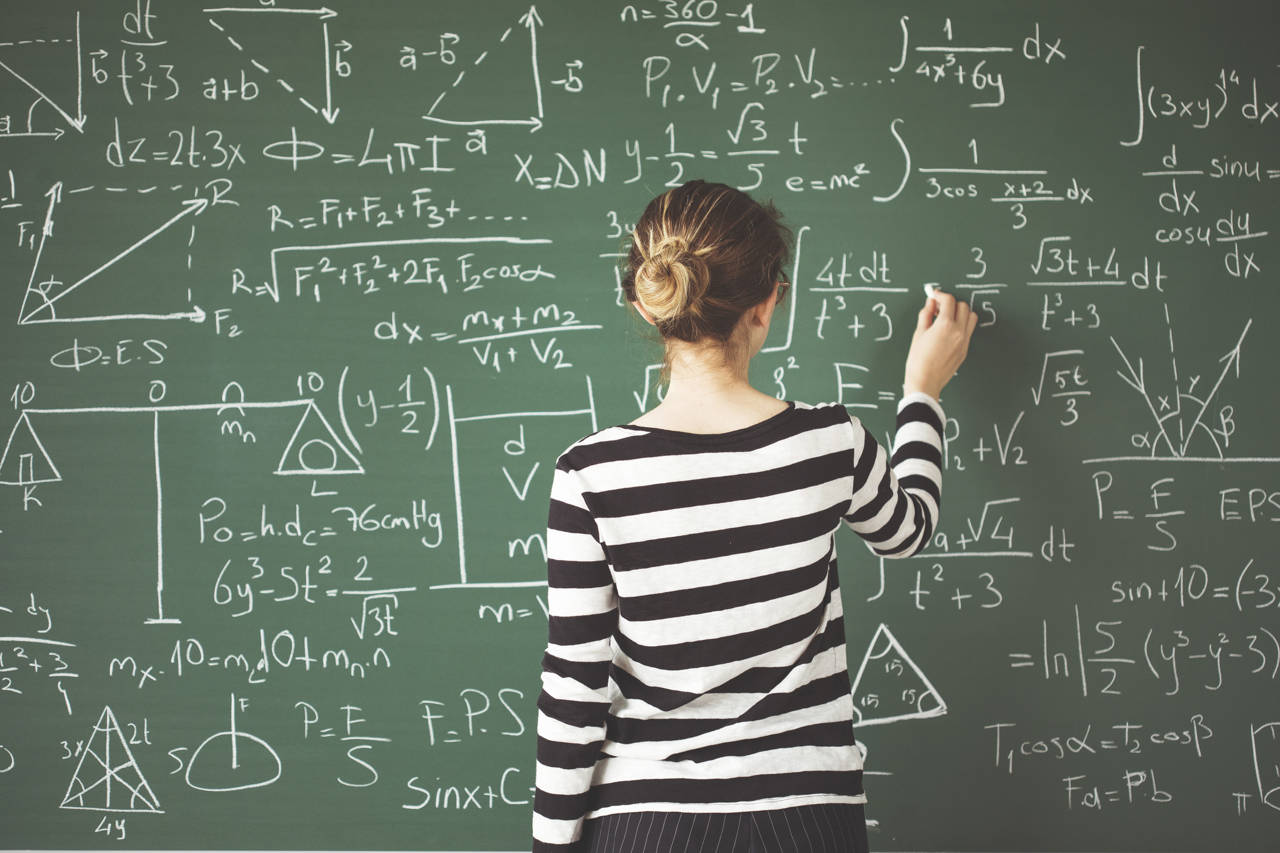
{"left": 1, "top": 1, "right": 1277, "bottom": 850}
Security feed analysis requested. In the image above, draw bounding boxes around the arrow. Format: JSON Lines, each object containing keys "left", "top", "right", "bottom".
{"left": 21, "top": 307, "right": 207, "bottom": 324}
{"left": 0, "top": 59, "right": 87, "bottom": 134}
{"left": 203, "top": 6, "right": 337, "bottom": 17}
{"left": 1178, "top": 318, "right": 1252, "bottom": 457}
{"left": 421, "top": 115, "right": 542, "bottom": 132}
{"left": 502, "top": 462, "right": 540, "bottom": 501}
{"left": 17, "top": 183, "right": 62, "bottom": 323}
{"left": 41, "top": 182, "right": 62, "bottom": 237}
{"left": 519, "top": 5, "right": 544, "bottom": 119}
{"left": 320, "top": 20, "right": 339, "bottom": 124}
{"left": 0, "top": 128, "right": 66, "bottom": 141}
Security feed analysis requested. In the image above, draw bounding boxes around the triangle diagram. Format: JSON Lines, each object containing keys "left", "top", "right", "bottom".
{"left": 204, "top": 7, "right": 340, "bottom": 123}
{"left": 0, "top": 10, "right": 85, "bottom": 134}
{"left": 849, "top": 623, "right": 947, "bottom": 726}
{"left": 424, "top": 5, "right": 544, "bottom": 131}
{"left": 61, "top": 706, "right": 163, "bottom": 812}
{"left": 18, "top": 183, "right": 208, "bottom": 325}
{"left": 0, "top": 413, "right": 61, "bottom": 485}
{"left": 275, "top": 402, "right": 364, "bottom": 475}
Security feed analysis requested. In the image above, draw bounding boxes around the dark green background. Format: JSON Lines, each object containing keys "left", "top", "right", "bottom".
{"left": 1, "top": 1, "right": 1277, "bottom": 850}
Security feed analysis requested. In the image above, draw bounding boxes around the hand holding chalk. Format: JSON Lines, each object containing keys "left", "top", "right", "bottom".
{"left": 903, "top": 284, "right": 978, "bottom": 400}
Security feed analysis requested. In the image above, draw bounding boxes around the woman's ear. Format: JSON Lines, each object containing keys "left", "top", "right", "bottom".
{"left": 631, "top": 300, "right": 657, "bottom": 326}
{"left": 748, "top": 292, "right": 777, "bottom": 328}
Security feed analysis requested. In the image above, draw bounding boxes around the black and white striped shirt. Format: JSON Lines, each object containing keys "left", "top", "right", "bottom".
{"left": 532, "top": 393, "right": 946, "bottom": 851}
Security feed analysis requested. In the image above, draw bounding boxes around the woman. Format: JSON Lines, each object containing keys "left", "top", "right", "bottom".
{"left": 532, "top": 180, "right": 976, "bottom": 852}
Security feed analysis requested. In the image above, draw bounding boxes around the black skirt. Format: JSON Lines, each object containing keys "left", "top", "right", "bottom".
{"left": 578, "top": 802, "right": 870, "bottom": 852}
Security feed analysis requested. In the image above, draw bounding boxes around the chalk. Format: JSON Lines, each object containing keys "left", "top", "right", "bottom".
{"left": 923, "top": 283, "right": 939, "bottom": 298}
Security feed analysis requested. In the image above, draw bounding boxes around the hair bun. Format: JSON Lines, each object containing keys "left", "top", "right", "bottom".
{"left": 633, "top": 234, "right": 710, "bottom": 323}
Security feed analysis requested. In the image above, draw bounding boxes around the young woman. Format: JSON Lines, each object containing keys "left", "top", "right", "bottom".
{"left": 532, "top": 180, "right": 976, "bottom": 852}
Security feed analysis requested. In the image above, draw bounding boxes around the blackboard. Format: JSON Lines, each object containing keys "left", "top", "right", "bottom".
{"left": 1, "top": 1, "right": 1277, "bottom": 850}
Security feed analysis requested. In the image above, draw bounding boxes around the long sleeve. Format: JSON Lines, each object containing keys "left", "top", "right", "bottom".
{"left": 843, "top": 390, "right": 946, "bottom": 558}
{"left": 532, "top": 461, "right": 617, "bottom": 852}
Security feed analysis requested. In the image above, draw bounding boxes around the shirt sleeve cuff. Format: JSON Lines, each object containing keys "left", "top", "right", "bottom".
{"left": 898, "top": 389, "right": 946, "bottom": 424}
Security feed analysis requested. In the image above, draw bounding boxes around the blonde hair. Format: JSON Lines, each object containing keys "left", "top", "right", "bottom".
{"left": 632, "top": 233, "right": 710, "bottom": 323}
{"left": 622, "top": 180, "right": 791, "bottom": 347}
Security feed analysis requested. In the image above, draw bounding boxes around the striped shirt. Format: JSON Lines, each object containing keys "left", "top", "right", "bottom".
{"left": 532, "top": 392, "right": 946, "bottom": 851}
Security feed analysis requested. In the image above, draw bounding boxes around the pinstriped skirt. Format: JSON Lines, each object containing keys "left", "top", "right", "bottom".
{"left": 579, "top": 803, "right": 870, "bottom": 852}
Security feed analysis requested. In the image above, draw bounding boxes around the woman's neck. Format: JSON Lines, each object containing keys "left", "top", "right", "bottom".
{"left": 632, "top": 341, "right": 787, "bottom": 432}
{"left": 666, "top": 341, "right": 748, "bottom": 398}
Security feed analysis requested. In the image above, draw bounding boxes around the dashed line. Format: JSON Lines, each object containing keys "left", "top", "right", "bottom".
{"left": 473, "top": 50, "right": 488, "bottom": 66}
{"left": 1163, "top": 301, "right": 1179, "bottom": 384}
{"left": 499, "top": 27, "right": 512, "bottom": 42}
{"left": 206, "top": 16, "right": 318, "bottom": 119}
{"left": 0, "top": 38, "right": 73, "bottom": 46}
{"left": 68, "top": 185, "right": 193, "bottom": 196}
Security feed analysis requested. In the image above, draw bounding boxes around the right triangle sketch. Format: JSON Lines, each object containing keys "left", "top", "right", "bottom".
{"left": 423, "top": 5, "right": 545, "bottom": 131}
{"left": 850, "top": 623, "right": 948, "bottom": 726}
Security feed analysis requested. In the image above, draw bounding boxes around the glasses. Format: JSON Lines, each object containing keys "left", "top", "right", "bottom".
{"left": 776, "top": 275, "right": 791, "bottom": 302}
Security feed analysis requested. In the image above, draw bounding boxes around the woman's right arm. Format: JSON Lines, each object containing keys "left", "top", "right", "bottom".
{"left": 843, "top": 289, "right": 976, "bottom": 557}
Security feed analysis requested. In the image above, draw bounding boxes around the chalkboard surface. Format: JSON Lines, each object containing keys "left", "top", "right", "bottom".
{"left": 1, "top": 1, "right": 1277, "bottom": 850}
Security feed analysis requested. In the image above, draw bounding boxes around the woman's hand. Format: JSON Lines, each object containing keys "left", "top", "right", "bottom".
{"left": 903, "top": 288, "right": 977, "bottom": 400}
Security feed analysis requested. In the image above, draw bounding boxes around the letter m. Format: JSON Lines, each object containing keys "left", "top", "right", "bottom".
{"left": 108, "top": 656, "right": 138, "bottom": 677}
{"left": 507, "top": 533, "right": 546, "bottom": 559}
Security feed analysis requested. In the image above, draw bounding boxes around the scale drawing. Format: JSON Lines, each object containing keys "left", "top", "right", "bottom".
{"left": 423, "top": 5, "right": 545, "bottom": 132}
{"left": 185, "top": 693, "right": 282, "bottom": 792}
{"left": 61, "top": 706, "right": 163, "bottom": 813}
{"left": 0, "top": 11, "right": 86, "bottom": 138}
{"left": 0, "top": 412, "right": 61, "bottom": 486}
{"left": 0, "top": 399, "right": 362, "bottom": 624}
{"left": 17, "top": 182, "right": 210, "bottom": 326}
{"left": 203, "top": 5, "right": 342, "bottom": 123}
{"left": 849, "top": 623, "right": 948, "bottom": 726}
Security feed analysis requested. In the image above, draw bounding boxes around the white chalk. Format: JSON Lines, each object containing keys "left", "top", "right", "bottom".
{"left": 924, "top": 283, "right": 939, "bottom": 298}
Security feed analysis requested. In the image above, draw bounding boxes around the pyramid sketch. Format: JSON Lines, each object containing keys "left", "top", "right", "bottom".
{"left": 423, "top": 5, "right": 544, "bottom": 131}
{"left": 61, "top": 706, "right": 163, "bottom": 812}
{"left": 275, "top": 401, "right": 364, "bottom": 475}
{"left": 0, "top": 413, "right": 62, "bottom": 485}
{"left": 849, "top": 623, "right": 947, "bottom": 726}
